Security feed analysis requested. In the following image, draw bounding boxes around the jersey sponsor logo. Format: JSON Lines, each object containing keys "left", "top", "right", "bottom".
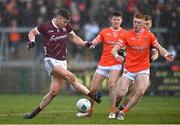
{"left": 130, "top": 37, "right": 136, "bottom": 41}
{"left": 49, "top": 35, "right": 67, "bottom": 41}
{"left": 130, "top": 45, "right": 149, "bottom": 50}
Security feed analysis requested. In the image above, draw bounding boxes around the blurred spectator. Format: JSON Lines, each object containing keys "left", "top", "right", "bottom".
{"left": 83, "top": 20, "right": 100, "bottom": 41}
{"left": 167, "top": 45, "right": 177, "bottom": 58}
{"left": 0, "top": 0, "right": 179, "bottom": 61}
{"left": 8, "top": 19, "right": 21, "bottom": 56}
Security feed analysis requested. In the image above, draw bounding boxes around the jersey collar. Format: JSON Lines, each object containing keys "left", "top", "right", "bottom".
{"left": 111, "top": 27, "right": 121, "bottom": 31}
{"left": 52, "top": 18, "right": 58, "bottom": 29}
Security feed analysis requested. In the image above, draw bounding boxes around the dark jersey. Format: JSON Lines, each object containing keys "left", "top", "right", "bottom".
{"left": 37, "top": 19, "right": 72, "bottom": 60}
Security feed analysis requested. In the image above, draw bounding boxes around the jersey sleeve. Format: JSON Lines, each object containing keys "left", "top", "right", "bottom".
{"left": 92, "top": 30, "right": 103, "bottom": 43}
{"left": 67, "top": 23, "right": 73, "bottom": 33}
{"left": 37, "top": 23, "right": 46, "bottom": 35}
{"left": 150, "top": 33, "right": 159, "bottom": 47}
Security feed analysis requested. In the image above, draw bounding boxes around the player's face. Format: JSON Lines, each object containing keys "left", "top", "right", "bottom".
{"left": 143, "top": 20, "right": 152, "bottom": 30}
{"left": 56, "top": 15, "right": 70, "bottom": 28}
{"left": 111, "top": 16, "right": 122, "bottom": 29}
{"left": 133, "top": 18, "right": 144, "bottom": 32}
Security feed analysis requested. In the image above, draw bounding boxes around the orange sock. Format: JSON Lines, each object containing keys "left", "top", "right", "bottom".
{"left": 110, "top": 106, "right": 116, "bottom": 113}
{"left": 122, "top": 107, "right": 128, "bottom": 113}
{"left": 89, "top": 107, "right": 94, "bottom": 113}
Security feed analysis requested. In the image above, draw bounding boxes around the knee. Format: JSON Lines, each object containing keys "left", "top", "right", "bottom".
{"left": 136, "top": 90, "right": 145, "bottom": 97}
{"left": 49, "top": 90, "right": 59, "bottom": 97}
{"left": 116, "top": 88, "right": 127, "bottom": 97}
{"left": 66, "top": 72, "right": 76, "bottom": 83}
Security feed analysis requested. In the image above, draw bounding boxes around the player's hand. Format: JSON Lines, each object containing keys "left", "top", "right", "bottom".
{"left": 27, "top": 41, "right": 35, "bottom": 51}
{"left": 115, "top": 54, "right": 124, "bottom": 63}
{"left": 85, "top": 41, "right": 95, "bottom": 49}
{"left": 165, "top": 53, "right": 174, "bottom": 62}
{"left": 151, "top": 50, "right": 159, "bottom": 62}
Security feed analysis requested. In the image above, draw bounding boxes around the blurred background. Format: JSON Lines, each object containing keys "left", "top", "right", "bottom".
{"left": 0, "top": 0, "right": 179, "bottom": 96}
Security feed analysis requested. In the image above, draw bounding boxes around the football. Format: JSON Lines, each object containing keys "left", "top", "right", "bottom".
{"left": 76, "top": 98, "right": 91, "bottom": 113}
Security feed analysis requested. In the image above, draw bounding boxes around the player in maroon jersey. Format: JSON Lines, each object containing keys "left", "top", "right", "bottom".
{"left": 24, "top": 9, "right": 102, "bottom": 119}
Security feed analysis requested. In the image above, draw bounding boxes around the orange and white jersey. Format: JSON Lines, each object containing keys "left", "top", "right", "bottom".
{"left": 93, "top": 27, "right": 127, "bottom": 66}
{"left": 117, "top": 29, "right": 159, "bottom": 72}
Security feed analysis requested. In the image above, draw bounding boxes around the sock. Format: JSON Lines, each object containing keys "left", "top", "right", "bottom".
{"left": 110, "top": 106, "right": 115, "bottom": 113}
{"left": 89, "top": 107, "right": 94, "bottom": 113}
{"left": 87, "top": 91, "right": 94, "bottom": 99}
{"left": 119, "top": 105, "right": 124, "bottom": 110}
{"left": 30, "top": 106, "right": 42, "bottom": 117}
{"left": 122, "top": 107, "right": 128, "bottom": 113}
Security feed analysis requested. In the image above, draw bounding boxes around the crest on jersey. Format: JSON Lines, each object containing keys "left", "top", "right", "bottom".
{"left": 144, "top": 36, "right": 148, "bottom": 41}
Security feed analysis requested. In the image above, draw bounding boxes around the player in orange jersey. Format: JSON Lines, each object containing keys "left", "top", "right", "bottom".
{"left": 76, "top": 11, "right": 127, "bottom": 119}
{"left": 115, "top": 14, "right": 159, "bottom": 110}
{"left": 112, "top": 13, "right": 174, "bottom": 120}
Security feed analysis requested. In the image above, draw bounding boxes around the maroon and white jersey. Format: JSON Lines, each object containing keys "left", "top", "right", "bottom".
{"left": 36, "top": 19, "right": 72, "bottom": 60}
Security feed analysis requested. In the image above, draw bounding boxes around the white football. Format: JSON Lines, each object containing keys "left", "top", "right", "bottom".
{"left": 76, "top": 98, "right": 91, "bottom": 113}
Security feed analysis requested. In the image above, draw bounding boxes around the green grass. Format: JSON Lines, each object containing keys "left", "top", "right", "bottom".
{"left": 0, "top": 94, "right": 179, "bottom": 124}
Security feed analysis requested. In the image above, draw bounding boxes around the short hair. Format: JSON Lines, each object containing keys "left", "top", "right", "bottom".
{"left": 144, "top": 15, "right": 152, "bottom": 21}
{"left": 111, "top": 11, "right": 123, "bottom": 18}
{"left": 57, "top": 9, "right": 71, "bottom": 20}
{"left": 134, "top": 13, "right": 144, "bottom": 20}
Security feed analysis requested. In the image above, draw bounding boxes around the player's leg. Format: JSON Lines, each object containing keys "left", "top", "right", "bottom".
{"left": 24, "top": 76, "right": 64, "bottom": 119}
{"left": 52, "top": 65, "right": 103, "bottom": 103}
{"left": 118, "top": 74, "right": 149, "bottom": 120}
{"left": 76, "top": 72, "right": 106, "bottom": 117}
{"left": 108, "top": 69, "right": 121, "bottom": 118}
{"left": 89, "top": 72, "right": 106, "bottom": 112}
{"left": 116, "top": 75, "right": 132, "bottom": 120}
{"left": 120, "top": 81, "right": 136, "bottom": 110}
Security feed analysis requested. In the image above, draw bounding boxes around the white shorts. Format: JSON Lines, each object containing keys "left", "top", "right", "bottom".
{"left": 44, "top": 57, "right": 67, "bottom": 75}
{"left": 96, "top": 64, "right": 122, "bottom": 78}
{"left": 123, "top": 68, "right": 150, "bottom": 81}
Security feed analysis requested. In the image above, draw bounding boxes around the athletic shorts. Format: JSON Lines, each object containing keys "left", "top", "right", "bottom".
{"left": 96, "top": 64, "right": 122, "bottom": 78}
{"left": 44, "top": 57, "right": 67, "bottom": 75}
{"left": 123, "top": 68, "right": 150, "bottom": 81}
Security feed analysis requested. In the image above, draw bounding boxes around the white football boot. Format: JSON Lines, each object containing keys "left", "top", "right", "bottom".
{"left": 116, "top": 111, "right": 125, "bottom": 120}
{"left": 108, "top": 112, "right": 116, "bottom": 119}
{"left": 76, "top": 112, "right": 91, "bottom": 117}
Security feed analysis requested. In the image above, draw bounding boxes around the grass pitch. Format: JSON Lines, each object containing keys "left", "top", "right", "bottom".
{"left": 0, "top": 94, "right": 179, "bottom": 124}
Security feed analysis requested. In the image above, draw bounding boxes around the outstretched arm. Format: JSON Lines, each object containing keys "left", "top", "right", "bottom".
{"left": 155, "top": 45, "right": 174, "bottom": 62}
{"left": 68, "top": 31, "right": 86, "bottom": 46}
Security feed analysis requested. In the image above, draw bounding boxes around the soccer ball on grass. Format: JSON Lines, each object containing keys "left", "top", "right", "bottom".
{"left": 76, "top": 98, "right": 91, "bottom": 113}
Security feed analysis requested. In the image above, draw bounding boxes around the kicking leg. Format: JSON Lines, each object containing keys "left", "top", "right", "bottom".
{"left": 53, "top": 65, "right": 103, "bottom": 103}
{"left": 76, "top": 72, "right": 105, "bottom": 117}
